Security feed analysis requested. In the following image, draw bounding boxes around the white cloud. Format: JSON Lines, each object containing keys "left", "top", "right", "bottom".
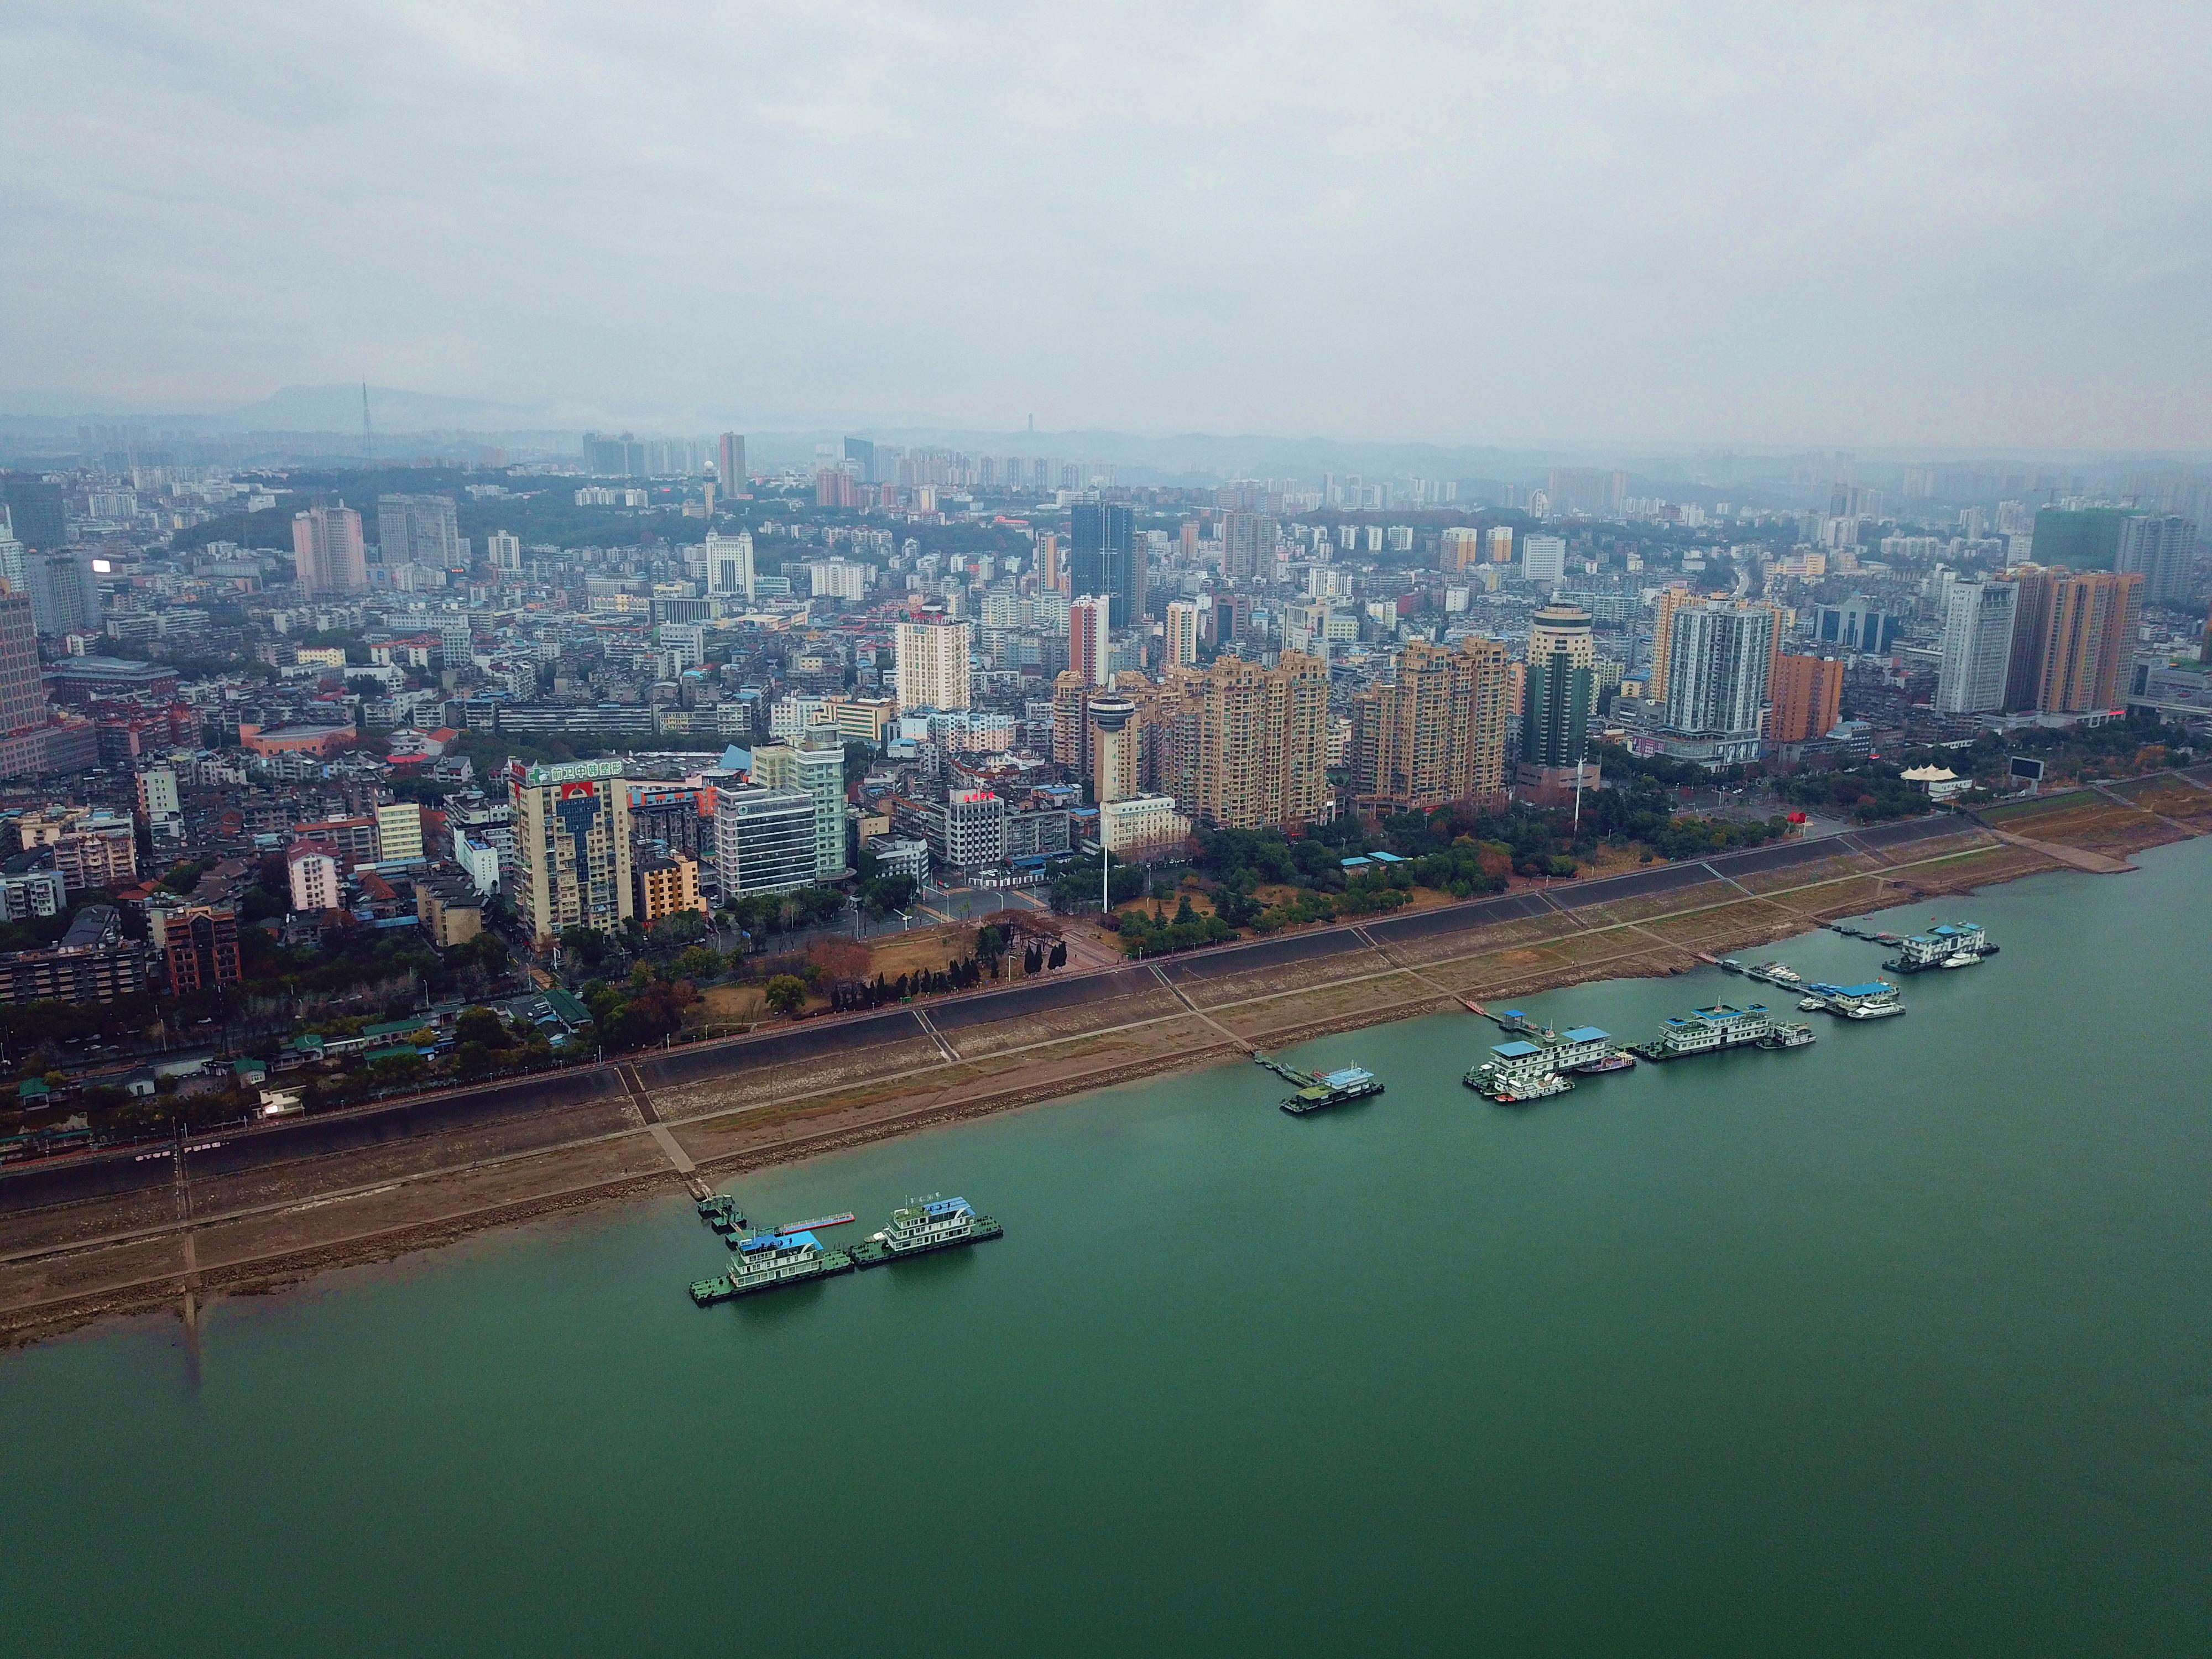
{"left": 1, "top": 0, "right": 2206, "bottom": 447}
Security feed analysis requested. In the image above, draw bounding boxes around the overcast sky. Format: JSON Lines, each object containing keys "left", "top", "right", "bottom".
{"left": 3, "top": 1, "right": 2208, "bottom": 451}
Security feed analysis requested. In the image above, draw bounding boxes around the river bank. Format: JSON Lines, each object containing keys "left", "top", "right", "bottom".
{"left": 10, "top": 826, "right": 2211, "bottom": 1656}
{"left": 5, "top": 790, "right": 2205, "bottom": 1349}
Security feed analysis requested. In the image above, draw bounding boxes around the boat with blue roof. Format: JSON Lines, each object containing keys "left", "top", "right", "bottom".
{"left": 1464, "top": 1025, "right": 1633, "bottom": 1101}
{"left": 1627, "top": 1003, "right": 1814, "bottom": 1061}
{"left": 848, "top": 1194, "right": 1004, "bottom": 1266}
{"left": 1797, "top": 980, "right": 1905, "bottom": 1019}
{"left": 1254, "top": 1052, "right": 1385, "bottom": 1113}
{"left": 1884, "top": 921, "right": 1998, "bottom": 974}
{"left": 690, "top": 1227, "right": 854, "bottom": 1305}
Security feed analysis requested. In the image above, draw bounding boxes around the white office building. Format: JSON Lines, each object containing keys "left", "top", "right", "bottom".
{"left": 895, "top": 619, "right": 973, "bottom": 712}
{"left": 1660, "top": 602, "right": 1775, "bottom": 766}
{"left": 0, "top": 859, "right": 66, "bottom": 921}
{"left": 374, "top": 802, "right": 424, "bottom": 863}
{"left": 287, "top": 847, "right": 341, "bottom": 913}
{"left": 1936, "top": 578, "right": 2018, "bottom": 714}
{"left": 800, "top": 559, "right": 870, "bottom": 601}
{"left": 1522, "top": 535, "right": 1568, "bottom": 587}
{"left": 753, "top": 732, "right": 848, "bottom": 882}
{"left": 702, "top": 531, "right": 755, "bottom": 601}
{"left": 713, "top": 787, "right": 818, "bottom": 898}
{"left": 1099, "top": 793, "right": 1192, "bottom": 857}
{"left": 1165, "top": 598, "right": 1203, "bottom": 668}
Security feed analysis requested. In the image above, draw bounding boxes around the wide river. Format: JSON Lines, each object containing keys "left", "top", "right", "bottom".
{"left": 7, "top": 840, "right": 2210, "bottom": 1655}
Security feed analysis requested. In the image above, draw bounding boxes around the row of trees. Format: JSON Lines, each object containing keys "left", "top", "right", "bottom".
{"left": 823, "top": 957, "right": 991, "bottom": 1010}
{"left": 1112, "top": 896, "right": 1238, "bottom": 956}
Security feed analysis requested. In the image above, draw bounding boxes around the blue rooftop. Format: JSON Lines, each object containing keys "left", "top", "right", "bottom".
{"left": 1493, "top": 1040, "right": 1542, "bottom": 1058}
{"left": 1827, "top": 983, "right": 1895, "bottom": 998}
{"left": 739, "top": 1230, "right": 816, "bottom": 1253}
{"left": 1340, "top": 856, "right": 1371, "bottom": 868}
{"left": 923, "top": 1197, "right": 971, "bottom": 1217}
{"left": 1561, "top": 1026, "right": 1609, "bottom": 1042}
{"left": 1368, "top": 851, "right": 1406, "bottom": 863}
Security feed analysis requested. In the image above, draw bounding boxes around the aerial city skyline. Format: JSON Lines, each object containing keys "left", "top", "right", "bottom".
{"left": 4, "top": 4, "right": 2210, "bottom": 1654}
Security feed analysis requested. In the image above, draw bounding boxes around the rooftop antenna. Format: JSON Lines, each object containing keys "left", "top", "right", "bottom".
{"left": 362, "top": 380, "right": 373, "bottom": 466}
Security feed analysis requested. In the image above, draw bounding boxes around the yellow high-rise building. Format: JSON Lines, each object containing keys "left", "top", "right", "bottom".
{"left": 1645, "top": 585, "right": 1693, "bottom": 702}
{"left": 1349, "top": 637, "right": 1510, "bottom": 814}
{"left": 1153, "top": 652, "right": 1329, "bottom": 831}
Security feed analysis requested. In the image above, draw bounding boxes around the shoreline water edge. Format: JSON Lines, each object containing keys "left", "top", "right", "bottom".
{"left": 4, "top": 788, "right": 2205, "bottom": 1350}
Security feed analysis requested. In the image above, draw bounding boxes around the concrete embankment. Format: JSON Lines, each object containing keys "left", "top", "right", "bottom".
{"left": 1, "top": 808, "right": 2167, "bottom": 1346}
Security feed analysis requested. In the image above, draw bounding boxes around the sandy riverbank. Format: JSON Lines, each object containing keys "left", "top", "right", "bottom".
{"left": 6, "top": 792, "right": 2206, "bottom": 1350}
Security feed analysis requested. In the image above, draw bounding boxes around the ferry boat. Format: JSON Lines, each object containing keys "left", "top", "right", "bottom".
{"left": 1799, "top": 980, "right": 1906, "bottom": 1019}
{"left": 1464, "top": 1026, "right": 1626, "bottom": 1100}
{"left": 1718, "top": 958, "right": 1746, "bottom": 974}
{"left": 1940, "top": 952, "right": 1981, "bottom": 970}
{"left": 1885, "top": 922, "right": 1997, "bottom": 974}
{"left": 690, "top": 1228, "right": 853, "bottom": 1304}
{"left": 1279, "top": 1065, "right": 1385, "bottom": 1115}
{"left": 1746, "top": 961, "right": 1804, "bottom": 987}
{"left": 1628, "top": 1003, "right": 1815, "bottom": 1061}
{"left": 1466, "top": 1039, "right": 1565, "bottom": 1100}
{"left": 849, "top": 1194, "right": 1004, "bottom": 1267}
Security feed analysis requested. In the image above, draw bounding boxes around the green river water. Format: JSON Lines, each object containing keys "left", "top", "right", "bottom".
{"left": 5, "top": 841, "right": 2210, "bottom": 1655}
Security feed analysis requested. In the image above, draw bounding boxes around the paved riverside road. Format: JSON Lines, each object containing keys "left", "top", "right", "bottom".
{"left": 0, "top": 814, "right": 1976, "bottom": 1217}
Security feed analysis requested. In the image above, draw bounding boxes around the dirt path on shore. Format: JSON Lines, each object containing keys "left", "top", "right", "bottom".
{"left": 0, "top": 808, "right": 2180, "bottom": 1349}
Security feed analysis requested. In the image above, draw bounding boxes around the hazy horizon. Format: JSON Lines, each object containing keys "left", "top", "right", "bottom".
{"left": 5, "top": 2, "right": 2208, "bottom": 452}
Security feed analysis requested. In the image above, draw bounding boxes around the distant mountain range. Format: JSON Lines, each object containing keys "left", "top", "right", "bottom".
{"left": 2, "top": 386, "right": 2189, "bottom": 477}
{"left": 0, "top": 383, "right": 572, "bottom": 434}
{"left": 0, "top": 385, "right": 1583, "bottom": 476}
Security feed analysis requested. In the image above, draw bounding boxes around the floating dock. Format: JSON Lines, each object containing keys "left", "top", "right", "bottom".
{"left": 775, "top": 1213, "right": 856, "bottom": 1235}
{"left": 696, "top": 1193, "right": 747, "bottom": 1237}
{"left": 1256, "top": 1053, "right": 1384, "bottom": 1114}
